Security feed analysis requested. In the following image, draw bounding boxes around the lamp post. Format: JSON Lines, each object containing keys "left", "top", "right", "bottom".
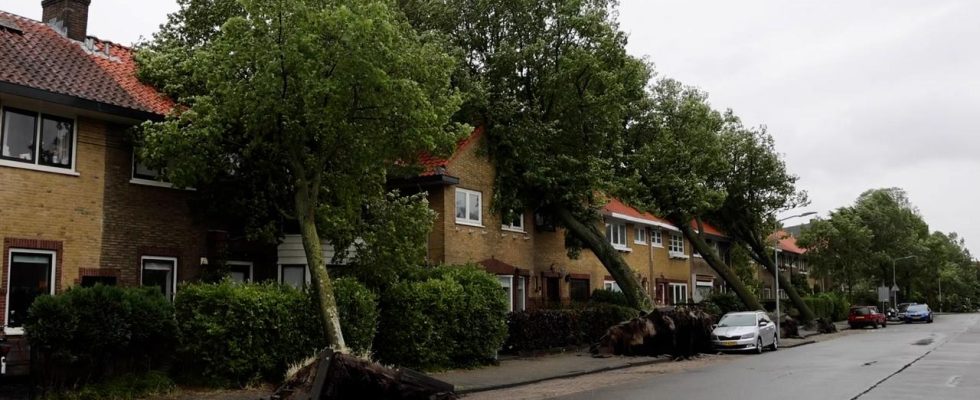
{"left": 891, "top": 255, "right": 915, "bottom": 307}
{"left": 774, "top": 211, "right": 816, "bottom": 338}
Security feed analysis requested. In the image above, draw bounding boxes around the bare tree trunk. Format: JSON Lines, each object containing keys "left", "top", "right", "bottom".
{"left": 670, "top": 215, "right": 763, "bottom": 311}
{"left": 744, "top": 240, "right": 816, "bottom": 322}
{"left": 554, "top": 206, "right": 652, "bottom": 310}
{"left": 295, "top": 181, "right": 348, "bottom": 352}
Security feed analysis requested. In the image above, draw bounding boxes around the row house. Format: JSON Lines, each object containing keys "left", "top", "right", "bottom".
{"left": 758, "top": 230, "right": 815, "bottom": 299}
{"left": 394, "top": 127, "right": 733, "bottom": 311}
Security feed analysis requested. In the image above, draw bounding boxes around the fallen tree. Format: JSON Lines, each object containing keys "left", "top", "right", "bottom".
{"left": 591, "top": 306, "right": 715, "bottom": 359}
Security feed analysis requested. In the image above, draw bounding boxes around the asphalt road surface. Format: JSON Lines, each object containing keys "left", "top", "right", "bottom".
{"left": 558, "top": 313, "right": 980, "bottom": 400}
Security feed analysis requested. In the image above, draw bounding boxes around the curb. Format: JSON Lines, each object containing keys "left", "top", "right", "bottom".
{"left": 454, "top": 358, "right": 670, "bottom": 394}
{"left": 780, "top": 339, "right": 816, "bottom": 349}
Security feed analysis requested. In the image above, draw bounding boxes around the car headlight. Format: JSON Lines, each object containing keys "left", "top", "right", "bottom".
{"left": 741, "top": 333, "right": 756, "bottom": 339}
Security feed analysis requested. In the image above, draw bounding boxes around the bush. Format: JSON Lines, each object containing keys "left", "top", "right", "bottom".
{"left": 43, "top": 371, "right": 175, "bottom": 400}
{"left": 373, "top": 265, "right": 508, "bottom": 370}
{"left": 26, "top": 285, "right": 176, "bottom": 390}
{"left": 588, "top": 289, "right": 629, "bottom": 307}
{"left": 502, "top": 304, "right": 639, "bottom": 354}
{"left": 703, "top": 292, "right": 746, "bottom": 316}
{"left": 174, "top": 278, "right": 377, "bottom": 387}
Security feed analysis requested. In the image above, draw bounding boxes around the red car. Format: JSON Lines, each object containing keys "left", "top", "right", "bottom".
{"left": 849, "top": 305, "right": 887, "bottom": 329}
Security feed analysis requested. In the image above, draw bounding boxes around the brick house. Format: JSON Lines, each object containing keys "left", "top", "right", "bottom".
{"left": 395, "top": 127, "right": 718, "bottom": 311}
{"left": 758, "top": 230, "right": 814, "bottom": 300}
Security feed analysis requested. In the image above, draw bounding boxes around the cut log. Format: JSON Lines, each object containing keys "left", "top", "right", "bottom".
{"left": 591, "top": 306, "right": 715, "bottom": 359}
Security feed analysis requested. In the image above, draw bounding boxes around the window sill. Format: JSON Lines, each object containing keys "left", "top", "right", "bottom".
{"left": 669, "top": 253, "right": 689, "bottom": 259}
{"left": 652, "top": 243, "right": 664, "bottom": 248}
{"left": 613, "top": 245, "right": 632, "bottom": 253}
{"left": 0, "top": 159, "right": 79, "bottom": 176}
{"left": 501, "top": 227, "right": 526, "bottom": 234}
{"left": 456, "top": 220, "right": 485, "bottom": 228}
{"left": 693, "top": 254, "right": 703, "bottom": 258}
{"left": 634, "top": 240, "right": 647, "bottom": 245}
{"left": 129, "top": 178, "right": 195, "bottom": 190}
{"left": 4, "top": 327, "right": 24, "bottom": 336}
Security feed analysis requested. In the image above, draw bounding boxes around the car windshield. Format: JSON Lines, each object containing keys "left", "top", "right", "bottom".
{"left": 718, "top": 314, "right": 757, "bottom": 327}
{"left": 908, "top": 305, "right": 928, "bottom": 312}
{"left": 899, "top": 304, "right": 912, "bottom": 312}
{"left": 851, "top": 307, "right": 871, "bottom": 315}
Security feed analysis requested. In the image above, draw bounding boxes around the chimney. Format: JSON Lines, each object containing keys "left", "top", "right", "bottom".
{"left": 42, "top": 0, "right": 91, "bottom": 41}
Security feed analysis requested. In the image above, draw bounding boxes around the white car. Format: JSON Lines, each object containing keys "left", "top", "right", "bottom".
{"left": 711, "top": 311, "right": 778, "bottom": 354}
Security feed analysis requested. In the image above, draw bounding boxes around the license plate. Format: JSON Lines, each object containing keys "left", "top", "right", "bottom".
{"left": 722, "top": 341, "right": 737, "bottom": 346}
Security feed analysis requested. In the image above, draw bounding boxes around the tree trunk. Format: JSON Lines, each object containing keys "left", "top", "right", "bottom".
{"left": 745, "top": 240, "right": 816, "bottom": 322}
{"left": 295, "top": 182, "right": 348, "bottom": 352}
{"left": 670, "top": 215, "right": 763, "bottom": 311}
{"left": 554, "top": 205, "right": 652, "bottom": 310}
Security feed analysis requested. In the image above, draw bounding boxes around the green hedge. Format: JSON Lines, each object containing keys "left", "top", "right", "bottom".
{"left": 803, "top": 293, "right": 850, "bottom": 321}
{"left": 588, "top": 289, "right": 630, "bottom": 307}
{"left": 502, "top": 304, "right": 640, "bottom": 354}
{"left": 26, "top": 285, "right": 177, "bottom": 390}
{"left": 702, "top": 292, "right": 746, "bottom": 317}
{"left": 373, "top": 265, "right": 508, "bottom": 370}
{"left": 173, "top": 278, "right": 377, "bottom": 387}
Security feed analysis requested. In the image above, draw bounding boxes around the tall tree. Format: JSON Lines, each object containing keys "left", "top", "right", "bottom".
{"left": 137, "top": 0, "right": 464, "bottom": 349}
{"left": 709, "top": 123, "right": 816, "bottom": 321}
{"left": 796, "top": 208, "right": 875, "bottom": 296}
{"left": 619, "top": 79, "right": 762, "bottom": 310}
{"left": 401, "top": 0, "right": 653, "bottom": 308}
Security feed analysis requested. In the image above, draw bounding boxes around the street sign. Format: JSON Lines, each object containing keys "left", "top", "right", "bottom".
{"left": 891, "top": 285, "right": 900, "bottom": 292}
{"left": 877, "top": 286, "right": 890, "bottom": 302}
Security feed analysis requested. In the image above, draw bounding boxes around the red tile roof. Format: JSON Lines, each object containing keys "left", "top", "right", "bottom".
{"left": 772, "top": 230, "right": 805, "bottom": 254}
{"left": 0, "top": 11, "right": 172, "bottom": 116}
{"left": 419, "top": 125, "right": 484, "bottom": 176}
{"left": 602, "top": 197, "right": 674, "bottom": 228}
{"left": 691, "top": 220, "right": 725, "bottom": 237}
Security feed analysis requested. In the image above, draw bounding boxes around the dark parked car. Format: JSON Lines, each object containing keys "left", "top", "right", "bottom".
{"left": 848, "top": 305, "right": 887, "bottom": 329}
{"left": 904, "top": 304, "right": 934, "bottom": 323}
{"left": 896, "top": 302, "right": 915, "bottom": 320}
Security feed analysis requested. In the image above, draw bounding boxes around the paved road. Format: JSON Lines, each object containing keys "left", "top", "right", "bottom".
{"left": 558, "top": 313, "right": 980, "bottom": 400}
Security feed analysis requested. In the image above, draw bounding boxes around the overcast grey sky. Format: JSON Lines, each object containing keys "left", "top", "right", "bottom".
{"left": 3, "top": 0, "right": 977, "bottom": 255}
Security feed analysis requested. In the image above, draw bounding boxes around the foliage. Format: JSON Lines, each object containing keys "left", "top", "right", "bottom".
{"left": 26, "top": 286, "right": 176, "bottom": 390}
{"left": 703, "top": 292, "right": 747, "bottom": 316}
{"left": 173, "top": 279, "right": 376, "bottom": 387}
{"left": 730, "top": 245, "right": 763, "bottom": 297}
{"left": 138, "top": 0, "right": 466, "bottom": 347}
{"left": 374, "top": 265, "right": 508, "bottom": 371}
{"left": 797, "top": 209, "right": 874, "bottom": 295}
{"left": 790, "top": 274, "right": 813, "bottom": 296}
{"left": 503, "top": 305, "right": 640, "bottom": 354}
{"left": 588, "top": 289, "right": 630, "bottom": 307}
{"left": 41, "top": 372, "right": 175, "bottom": 400}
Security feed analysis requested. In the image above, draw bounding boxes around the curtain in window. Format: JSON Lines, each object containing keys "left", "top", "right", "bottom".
{"left": 39, "top": 117, "right": 73, "bottom": 167}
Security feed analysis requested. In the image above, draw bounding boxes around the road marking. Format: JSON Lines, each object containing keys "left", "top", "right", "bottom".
{"left": 946, "top": 375, "right": 961, "bottom": 387}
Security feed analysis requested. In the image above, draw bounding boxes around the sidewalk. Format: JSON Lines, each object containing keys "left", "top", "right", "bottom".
{"left": 431, "top": 351, "right": 669, "bottom": 394}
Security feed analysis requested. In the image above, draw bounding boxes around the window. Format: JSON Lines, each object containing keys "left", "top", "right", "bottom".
{"left": 502, "top": 211, "right": 525, "bottom": 232}
{"left": 570, "top": 278, "right": 591, "bottom": 302}
{"left": 634, "top": 226, "right": 647, "bottom": 244}
{"left": 1, "top": 107, "right": 74, "bottom": 170}
{"left": 651, "top": 229, "right": 663, "bottom": 247}
{"left": 141, "top": 256, "right": 177, "bottom": 300}
{"left": 280, "top": 264, "right": 308, "bottom": 289}
{"left": 696, "top": 281, "right": 714, "bottom": 301}
{"left": 516, "top": 276, "right": 526, "bottom": 312}
{"left": 604, "top": 280, "right": 622, "bottom": 292}
{"left": 132, "top": 147, "right": 168, "bottom": 182}
{"left": 669, "top": 233, "right": 685, "bottom": 256}
{"left": 6, "top": 250, "right": 55, "bottom": 330}
{"left": 606, "top": 223, "right": 627, "bottom": 249}
{"left": 498, "top": 275, "right": 514, "bottom": 312}
{"left": 670, "top": 283, "right": 688, "bottom": 304}
{"left": 764, "top": 287, "right": 772, "bottom": 299}
{"left": 455, "top": 188, "right": 482, "bottom": 226}
{"left": 227, "top": 261, "right": 253, "bottom": 283}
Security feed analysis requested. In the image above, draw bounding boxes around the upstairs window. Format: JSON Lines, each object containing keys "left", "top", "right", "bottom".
{"left": 455, "top": 188, "right": 483, "bottom": 226}
{"left": 502, "top": 211, "right": 525, "bottom": 232}
{"left": 669, "top": 233, "right": 685, "bottom": 255}
{"left": 651, "top": 229, "right": 663, "bottom": 247}
{"left": 634, "top": 226, "right": 647, "bottom": 244}
{"left": 606, "top": 223, "right": 627, "bottom": 249}
{"left": 1, "top": 107, "right": 74, "bottom": 169}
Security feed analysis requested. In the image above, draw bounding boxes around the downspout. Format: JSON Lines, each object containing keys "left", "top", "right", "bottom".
{"left": 648, "top": 232, "right": 655, "bottom": 301}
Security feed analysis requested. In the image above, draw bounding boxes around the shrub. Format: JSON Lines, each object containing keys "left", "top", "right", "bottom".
{"left": 373, "top": 265, "right": 508, "bottom": 370}
{"left": 703, "top": 292, "right": 746, "bottom": 316}
{"left": 44, "top": 371, "right": 175, "bottom": 400}
{"left": 502, "top": 305, "right": 639, "bottom": 354}
{"left": 174, "top": 278, "right": 377, "bottom": 387}
{"left": 26, "top": 285, "right": 176, "bottom": 390}
{"left": 588, "top": 289, "right": 629, "bottom": 307}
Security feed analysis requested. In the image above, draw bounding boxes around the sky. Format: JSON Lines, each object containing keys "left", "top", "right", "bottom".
{"left": 2, "top": 0, "right": 977, "bottom": 254}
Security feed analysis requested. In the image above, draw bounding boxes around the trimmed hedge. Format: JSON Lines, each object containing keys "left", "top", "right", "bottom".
{"left": 588, "top": 289, "right": 630, "bottom": 307}
{"left": 373, "top": 265, "right": 508, "bottom": 371}
{"left": 173, "top": 278, "right": 377, "bottom": 387}
{"left": 503, "top": 304, "right": 640, "bottom": 354}
{"left": 26, "top": 285, "right": 177, "bottom": 390}
{"left": 803, "top": 293, "right": 850, "bottom": 321}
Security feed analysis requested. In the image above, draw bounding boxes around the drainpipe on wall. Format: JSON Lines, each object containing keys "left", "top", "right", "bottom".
{"left": 648, "top": 236, "right": 655, "bottom": 303}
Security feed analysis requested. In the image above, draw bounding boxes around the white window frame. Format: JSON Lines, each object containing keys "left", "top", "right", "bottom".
{"left": 455, "top": 188, "right": 483, "bottom": 227}
{"left": 606, "top": 222, "right": 629, "bottom": 251}
{"left": 0, "top": 105, "right": 79, "bottom": 176}
{"left": 603, "top": 280, "right": 622, "bottom": 293}
{"left": 670, "top": 283, "right": 688, "bottom": 304}
{"left": 764, "top": 287, "right": 773, "bottom": 299}
{"left": 5, "top": 248, "right": 57, "bottom": 335}
{"left": 634, "top": 225, "right": 647, "bottom": 244}
{"left": 278, "top": 264, "right": 312, "bottom": 289}
{"left": 140, "top": 256, "right": 178, "bottom": 301}
{"left": 498, "top": 275, "right": 514, "bottom": 312}
{"left": 227, "top": 261, "right": 254, "bottom": 283}
{"left": 650, "top": 229, "right": 663, "bottom": 247}
{"left": 668, "top": 233, "right": 687, "bottom": 258}
{"left": 695, "top": 280, "right": 714, "bottom": 301}
{"left": 501, "top": 211, "right": 525, "bottom": 232}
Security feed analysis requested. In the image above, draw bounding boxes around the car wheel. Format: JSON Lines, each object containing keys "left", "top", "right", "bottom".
{"left": 873, "top": 321, "right": 879, "bottom": 329}
{"left": 882, "top": 320, "right": 887, "bottom": 328}
{"left": 849, "top": 323, "right": 857, "bottom": 330}
{"left": 770, "top": 335, "right": 779, "bottom": 351}
{"left": 756, "top": 338, "right": 764, "bottom": 354}
{"left": 928, "top": 317, "right": 934, "bottom": 323}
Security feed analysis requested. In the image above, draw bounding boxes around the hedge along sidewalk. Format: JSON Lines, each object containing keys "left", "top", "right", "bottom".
{"left": 430, "top": 350, "right": 668, "bottom": 394}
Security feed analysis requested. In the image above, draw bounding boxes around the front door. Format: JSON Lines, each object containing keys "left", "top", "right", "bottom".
{"left": 546, "top": 277, "right": 560, "bottom": 306}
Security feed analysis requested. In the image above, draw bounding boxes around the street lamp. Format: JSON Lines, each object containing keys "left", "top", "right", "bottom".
{"left": 774, "top": 211, "right": 817, "bottom": 338}
{"left": 891, "top": 255, "right": 915, "bottom": 307}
